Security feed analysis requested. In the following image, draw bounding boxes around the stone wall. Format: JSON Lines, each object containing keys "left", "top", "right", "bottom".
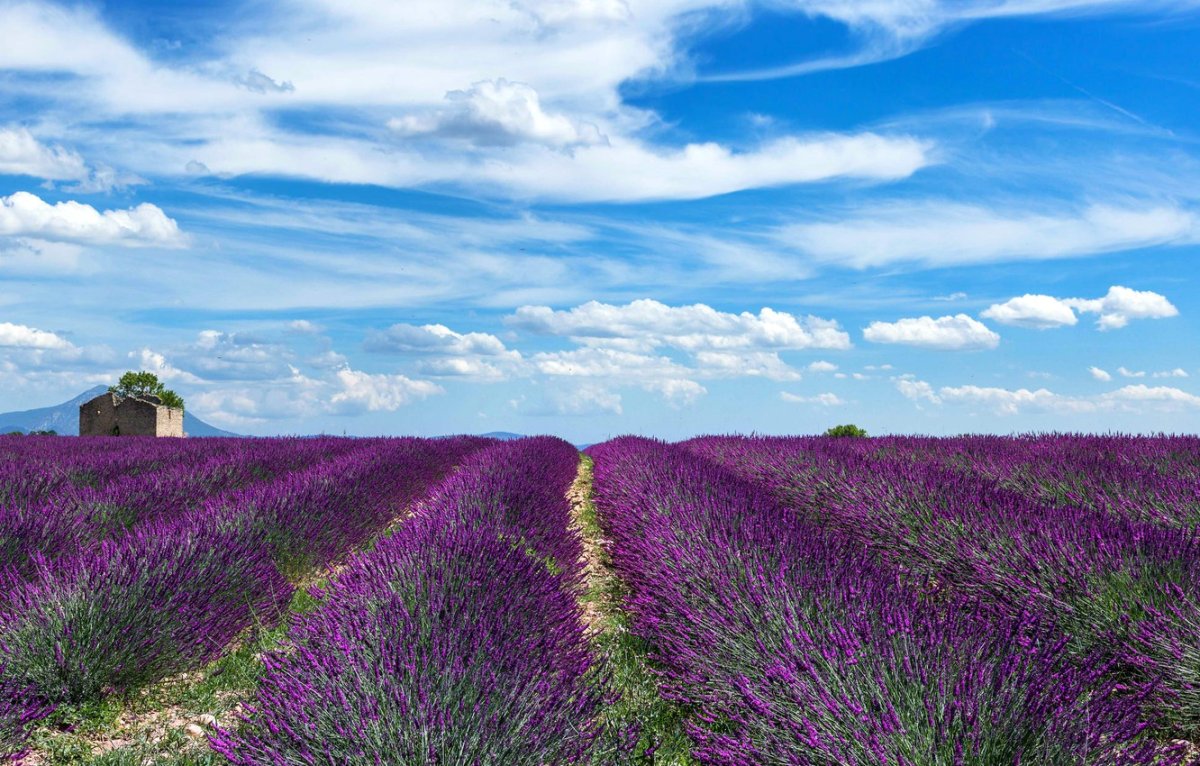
{"left": 154, "top": 402, "right": 184, "bottom": 438}
{"left": 79, "top": 393, "right": 185, "bottom": 437}
{"left": 79, "top": 392, "right": 119, "bottom": 436}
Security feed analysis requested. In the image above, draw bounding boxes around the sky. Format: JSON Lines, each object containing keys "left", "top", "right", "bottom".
{"left": 1, "top": 0, "right": 1199, "bottom": 441}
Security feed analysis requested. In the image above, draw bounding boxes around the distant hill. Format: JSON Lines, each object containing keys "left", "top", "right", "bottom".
{"left": 479, "top": 431, "right": 525, "bottom": 441}
{"left": 0, "top": 386, "right": 239, "bottom": 437}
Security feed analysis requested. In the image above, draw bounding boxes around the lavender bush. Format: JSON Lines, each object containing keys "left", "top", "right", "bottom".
{"left": 0, "top": 516, "right": 292, "bottom": 705}
{"left": 212, "top": 437, "right": 604, "bottom": 765}
{"left": 590, "top": 436, "right": 1177, "bottom": 764}
{"left": 685, "top": 434, "right": 1200, "bottom": 738}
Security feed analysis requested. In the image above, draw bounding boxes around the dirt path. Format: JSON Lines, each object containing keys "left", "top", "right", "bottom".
{"left": 567, "top": 454, "right": 614, "bottom": 638}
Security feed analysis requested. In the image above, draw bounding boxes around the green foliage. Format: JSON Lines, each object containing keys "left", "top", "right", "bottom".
{"left": 824, "top": 424, "right": 868, "bottom": 438}
{"left": 109, "top": 370, "right": 185, "bottom": 411}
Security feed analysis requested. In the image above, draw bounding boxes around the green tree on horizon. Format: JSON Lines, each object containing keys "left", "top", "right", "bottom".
{"left": 824, "top": 423, "right": 867, "bottom": 437}
{"left": 109, "top": 371, "right": 185, "bottom": 411}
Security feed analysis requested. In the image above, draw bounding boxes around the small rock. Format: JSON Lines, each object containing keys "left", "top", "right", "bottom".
{"left": 197, "top": 714, "right": 217, "bottom": 728}
{"left": 184, "top": 723, "right": 205, "bottom": 739}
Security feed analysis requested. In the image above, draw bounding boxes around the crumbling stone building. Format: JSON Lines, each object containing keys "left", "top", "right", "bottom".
{"left": 79, "top": 392, "right": 185, "bottom": 437}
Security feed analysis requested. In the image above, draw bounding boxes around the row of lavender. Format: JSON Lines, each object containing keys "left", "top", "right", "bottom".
{"left": 682, "top": 434, "right": 1200, "bottom": 750}
{"left": 212, "top": 436, "right": 604, "bottom": 764}
{"left": 589, "top": 436, "right": 1190, "bottom": 764}
{"left": 0, "top": 435, "right": 490, "bottom": 760}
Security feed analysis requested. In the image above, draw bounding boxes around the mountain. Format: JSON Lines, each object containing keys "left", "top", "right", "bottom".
{"left": 0, "top": 386, "right": 239, "bottom": 437}
{"left": 479, "top": 431, "right": 525, "bottom": 441}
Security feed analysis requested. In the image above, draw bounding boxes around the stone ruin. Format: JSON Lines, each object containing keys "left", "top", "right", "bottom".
{"left": 79, "top": 391, "right": 185, "bottom": 437}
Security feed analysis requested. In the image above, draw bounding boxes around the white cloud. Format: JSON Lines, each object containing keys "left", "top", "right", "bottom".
{"left": 287, "top": 319, "right": 322, "bottom": 334}
{"left": 0, "top": 126, "right": 88, "bottom": 181}
{"left": 1107, "top": 384, "right": 1200, "bottom": 408}
{"left": 389, "top": 79, "right": 607, "bottom": 149}
{"left": 642, "top": 378, "right": 707, "bottom": 406}
{"left": 692, "top": 351, "right": 802, "bottom": 381}
{"left": 808, "top": 360, "right": 838, "bottom": 373}
{"left": 365, "top": 323, "right": 516, "bottom": 357}
{"left": 863, "top": 314, "right": 1000, "bottom": 350}
{"left": 1063, "top": 285, "right": 1179, "bottom": 330}
{"left": 894, "top": 378, "right": 1200, "bottom": 415}
{"left": 777, "top": 203, "right": 1196, "bottom": 269}
{"left": 981, "top": 294, "right": 1078, "bottom": 329}
{"left": 455, "top": 132, "right": 932, "bottom": 202}
{"left": 530, "top": 347, "right": 711, "bottom": 406}
{"left": 130, "top": 348, "right": 203, "bottom": 384}
{"left": 1153, "top": 368, "right": 1189, "bottom": 379}
{"left": 980, "top": 286, "right": 1177, "bottom": 332}
{"left": 0, "top": 1, "right": 934, "bottom": 203}
{"left": 533, "top": 383, "right": 624, "bottom": 416}
{"left": 711, "top": 1, "right": 1200, "bottom": 81}
{"left": 0, "top": 192, "right": 184, "bottom": 247}
{"left": 417, "top": 357, "right": 512, "bottom": 381}
{"left": 939, "top": 384, "right": 1087, "bottom": 415}
{"left": 894, "top": 377, "right": 940, "bottom": 403}
{"left": 780, "top": 391, "right": 845, "bottom": 406}
{"left": 511, "top": 299, "right": 852, "bottom": 352}
{"left": 532, "top": 347, "right": 692, "bottom": 379}
{"left": 0, "top": 321, "right": 72, "bottom": 350}
{"left": 1089, "top": 366, "right": 1112, "bottom": 381}
{"left": 1117, "top": 366, "right": 1145, "bottom": 378}
{"left": 0, "top": 127, "right": 140, "bottom": 192}
{"left": 328, "top": 369, "right": 443, "bottom": 413}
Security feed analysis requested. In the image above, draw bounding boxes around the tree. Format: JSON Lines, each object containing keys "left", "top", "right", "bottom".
{"left": 109, "top": 371, "right": 185, "bottom": 411}
{"left": 824, "top": 424, "right": 867, "bottom": 438}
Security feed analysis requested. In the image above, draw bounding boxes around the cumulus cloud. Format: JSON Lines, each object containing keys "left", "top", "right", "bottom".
{"left": 1153, "top": 368, "right": 1189, "bottom": 378}
{"left": 981, "top": 285, "right": 1177, "bottom": 331}
{"left": 1063, "top": 286, "right": 1179, "bottom": 330}
{"left": 863, "top": 314, "right": 1000, "bottom": 350}
{"left": 130, "top": 347, "right": 203, "bottom": 384}
{"left": 0, "top": 192, "right": 184, "bottom": 247}
{"left": 780, "top": 391, "right": 845, "bottom": 406}
{"left": 894, "top": 377, "right": 1200, "bottom": 415}
{"left": 389, "top": 79, "right": 606, "bottom": 149}
{"left": 981, "top": 294, "right": 1078, "bottom": 329}
{"left": 642, "top": 378, "right": 707, "bottom": 407}
{"left": 0, "top": 321, "right": 72, "bottom": 349}
{"left": 939, "top": 384, "right": 1083, "bottom": 415}
{"left": 1117, "top": 366, "right": 1145, "bottom": 378}
{"left": 808, "top": 360, "right": 838, "bottom": 373}
{"left": 532, "top": 347, "right": 691, "bottom": 379}
{"left": 692, "top": 351, "right": 802, "bottom": 381}
{"left": 894, "top": 377, "right": 940, "bottom": 403}
{"left": 510, "top": 299, "right": 852, "bottom": 352}
{"left": 528, "top": 383, "right": 624, "bottom": 416}
{"left": 328, "top": 369, "right": 443, "bottom": 413}
{"left": 1089, "top": 366, "right": 1112, "bottom": 381}
{"left": 365, "top": 323, "right": 515, "bottom": 357}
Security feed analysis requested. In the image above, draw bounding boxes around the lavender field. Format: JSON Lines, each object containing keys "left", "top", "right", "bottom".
{"left": 2, "top": 433, "right": 1199, "bottom": 764}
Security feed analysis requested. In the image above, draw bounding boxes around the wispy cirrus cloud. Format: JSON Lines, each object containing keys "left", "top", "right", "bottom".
{"left": 704, "top": 1, "right": 1200, "bottom": 82}
{"left": 777, "top": 202, "right": 1196, "bottom": 269}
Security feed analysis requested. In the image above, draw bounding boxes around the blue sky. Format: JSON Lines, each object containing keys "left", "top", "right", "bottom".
{"left": 1, "top": 0, "right": 1198, "bottom": 440}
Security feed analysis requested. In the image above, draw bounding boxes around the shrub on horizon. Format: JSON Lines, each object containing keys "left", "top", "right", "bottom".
{"left": 823, "top": 423, "right": 868, "bottom": 437}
